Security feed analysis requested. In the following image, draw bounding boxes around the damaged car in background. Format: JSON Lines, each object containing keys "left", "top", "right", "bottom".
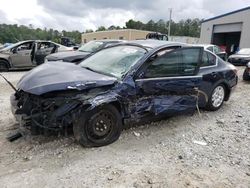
{"left": 0, "top": 40, "right": 73, "bottom": 71}
{"left": 45, "top": 40, "right": 124, "bottom": 64}
{"left": 9, "top": 40, "right": 238, "bottom": 147}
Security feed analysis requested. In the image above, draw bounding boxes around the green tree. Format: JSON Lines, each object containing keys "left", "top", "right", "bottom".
{"left": 96, "top": 26, "right": 106, "bottom": 32}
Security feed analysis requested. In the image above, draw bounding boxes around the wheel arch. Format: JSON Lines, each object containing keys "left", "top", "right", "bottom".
{"left": 218, "top": 81, "right": 231, "bottom": 101}
{"left": 86, "top": 95, "right": 125, "bottom": 118}
{"left": 0, "top": 58, "right": 11, "bottom": 68}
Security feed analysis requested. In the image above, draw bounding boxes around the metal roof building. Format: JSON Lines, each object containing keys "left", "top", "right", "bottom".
{"left": 200, "top": 6, "right": 250, "bottom": 54}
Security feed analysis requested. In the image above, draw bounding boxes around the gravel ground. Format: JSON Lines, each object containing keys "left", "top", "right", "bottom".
{"left": 0, "top": 67, "right": 249, "bottom": 188}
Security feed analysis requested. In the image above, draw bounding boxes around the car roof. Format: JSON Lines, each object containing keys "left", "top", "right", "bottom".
{"left": 94, "top": 39, "right": 125, "bottom": 43}
{"left": 193, "top": 44, "right": 214, "bottom": 48}
{"left": 123, "top": 39, "right": 187, "bottom": 49}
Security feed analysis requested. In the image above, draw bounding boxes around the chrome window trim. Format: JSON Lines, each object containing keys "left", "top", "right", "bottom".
{"left": 135, "top": 75, "right": 202, "bottom": 82}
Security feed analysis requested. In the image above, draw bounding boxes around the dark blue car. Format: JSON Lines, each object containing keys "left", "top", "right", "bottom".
{"left": 11, "top": 40, "right": 238, "bottom": 147}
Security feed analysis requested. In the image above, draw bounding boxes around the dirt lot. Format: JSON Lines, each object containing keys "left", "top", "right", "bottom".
{"left": 0, "top": 67, "right": 249, "bottom": 188}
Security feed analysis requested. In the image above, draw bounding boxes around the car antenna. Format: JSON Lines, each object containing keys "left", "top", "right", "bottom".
{"left": 0, "top": 74, "right": 17, "bottom": 92}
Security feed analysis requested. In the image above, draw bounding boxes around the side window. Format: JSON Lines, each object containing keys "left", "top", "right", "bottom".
{"left": 201, "top": 51, "right": 216, "bottom": 67}
{"left": 214, "top": 46, "right": 222, "bottom": 54}
{"left": 207, "top": 46, "right": 213, "bottom": 53}
{"left": 208, "top": 52, "right": 216, "bottom": 65}
{"left": 16, "top": 42, "right": 33, "bottom": 52}
{"left": 144, "top": 48, "right": 201, "bottom": 78}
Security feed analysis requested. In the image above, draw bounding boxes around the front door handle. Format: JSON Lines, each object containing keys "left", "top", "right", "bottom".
{"left": 211, "top": 72, "right": 217, "bottom": 78}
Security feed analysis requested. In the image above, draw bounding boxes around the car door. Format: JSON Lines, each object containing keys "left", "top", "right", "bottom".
{"left": 198, "top": 51, "right": 220, "bottom": 106}
{"left": 34, "top": 42, "right": 57, "bottom": 65}
{"left": 131, "top": 47, "right": 203, "bottom": 120}
{"left": 10, "top": 41, "right": 34, "bottom": 67}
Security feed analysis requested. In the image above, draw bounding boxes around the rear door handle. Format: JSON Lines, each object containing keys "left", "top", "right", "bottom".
{"left": 211, "top": 72, "right": 217, "bottom": 77}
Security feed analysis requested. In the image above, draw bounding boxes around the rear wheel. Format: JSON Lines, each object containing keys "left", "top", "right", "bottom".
{"left": 243, "top": 68, "right": 250, "bottom": 81}
{"left": 0, "top": 60, "right": 9, "bottom": 72}
{"left": 73, "top": 105, "right": 122, "bottom": 147}
{"left": 206, "top": 84, "right": 226, "bottom": 111}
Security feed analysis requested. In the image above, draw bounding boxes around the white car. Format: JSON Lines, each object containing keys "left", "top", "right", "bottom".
{"left": 195, "top": 44, "right": 228, "bottom": 60}
{"left": 0, "top": 40, "right": 73, "bottom": 71}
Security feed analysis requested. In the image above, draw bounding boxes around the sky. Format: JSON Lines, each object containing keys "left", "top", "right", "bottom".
{"left": 0, "top": 0, "right": 249, "bottom": 31}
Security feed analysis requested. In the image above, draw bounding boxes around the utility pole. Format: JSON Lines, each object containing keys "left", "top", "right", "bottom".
{"left": 168, "top": 8, "right": 172, "bottom": 39}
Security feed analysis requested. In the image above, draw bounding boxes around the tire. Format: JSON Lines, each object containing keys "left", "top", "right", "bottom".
{"left": 0, "top": 60, "right": 9, "bottom": 72}
{"left": 206, "top": 84, "right": 226, "bottom": 111}
{"left": 243, "top": 68, "right": 250, "bottom": 81}
{"left": 73, "top": 104, "right": 122, "bottom": 147}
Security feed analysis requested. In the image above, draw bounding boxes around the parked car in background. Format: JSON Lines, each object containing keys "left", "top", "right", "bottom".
{"left": 228, "top": 48, "right": 250, "bottom": 66}
{"left": 243, "top": 62, "right": 250, "bottom": 81}
{"left": 10, "top": 40, "right": 238, "bottom": 147}
{"left": 146, "top": 32, "right": 168, "bottom": 41}
{"left": 45, "top": 40, "right": 124, "bottom": 63}
{"left": 196, "top": 44, "right": 228, "bottom": 60}
{"left": 0, "top": 40, "right": 72, "bottom": 71}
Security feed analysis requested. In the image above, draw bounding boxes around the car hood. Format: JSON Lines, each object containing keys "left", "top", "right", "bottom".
{"left": 17, "top": 62, "right": 117, "bottom": 95}
{"left": 46, "top": 51, "right": 91, "bottom": 62}
{"left": 229, "top": 54, "right": 250, "bottom": 59}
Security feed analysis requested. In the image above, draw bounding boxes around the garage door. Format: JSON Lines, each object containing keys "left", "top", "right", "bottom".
{"left": 213, "top": 23, "right": 242, "bottom": 33}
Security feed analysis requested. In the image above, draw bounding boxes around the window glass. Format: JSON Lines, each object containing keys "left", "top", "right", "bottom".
{"left": 144, "top": 48, "right": 201, "bottom": 78}
{"left": 80, "top": 46, "right": 146, "bottom": 79}
{"left": 201, "top": 51, "right": 216, "bottom": 67}
{"left": 214, "top": 46, "right": 222, "bottom": 54}
{"left": 78, "top": 41, "right": 104, "bottom": 52}
{"left": 207, "top": 46, "right": 213, "bottom": 52}
{"left": 37, "top": 42, "right": 55, "bottom": 50}
{"left": 208, "top": 52, "right": 216, "bottom": 65}
{"left": 16, "top": 42, "right": 33, "bottom": 51}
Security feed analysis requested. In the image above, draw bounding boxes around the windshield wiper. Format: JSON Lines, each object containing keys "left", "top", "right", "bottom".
{"left": 82, "top": 66, "right": 118, "bottom": 78}
{"left": 78, "top": 50, "right": 91, "bottom": 53}
{"left": 82, "top": 66, "right": 98, "bottom": 73}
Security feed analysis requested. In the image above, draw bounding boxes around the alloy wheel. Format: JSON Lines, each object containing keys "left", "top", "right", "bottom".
{"left": 211, "top": 86, "right": 225, "bottom": 108}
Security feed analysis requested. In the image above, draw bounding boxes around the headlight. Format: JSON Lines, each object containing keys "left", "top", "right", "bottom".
{"left": 247, "top": 62, "right": 250, "bottom": 67}
{"left": 44, "top": 58, "right": 48, "bottom": 63}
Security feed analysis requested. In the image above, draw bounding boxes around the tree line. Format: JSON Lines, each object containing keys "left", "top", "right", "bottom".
{"left": 0, "top": 24, "right": 82, "bottom": 44}
{"left": 93, "top": 18, "right": 202, "bottom": 38}
{"left": 0, "top": 18, "right": 202, "bottom": 44}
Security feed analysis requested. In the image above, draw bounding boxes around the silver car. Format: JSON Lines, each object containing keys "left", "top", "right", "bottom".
{"left": 0, "top": 40, "right": 72, "bottom": 71}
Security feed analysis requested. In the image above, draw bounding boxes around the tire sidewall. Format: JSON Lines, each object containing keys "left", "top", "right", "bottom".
{"left": 73, "top": 105, "right": 122, "bottom": 147}
{"left": 207, "top": 84, "right": 226, "bottom": 111}
{"left": 243, "top": 68, "right": 250, "bottom": 81}
{"left": 0, "top": 60, "right": 9, "bottom": 72}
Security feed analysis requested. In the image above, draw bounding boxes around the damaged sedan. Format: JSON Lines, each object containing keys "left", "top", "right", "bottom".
{"left": 10, "top": 40, "right": 238, "bottom": 147}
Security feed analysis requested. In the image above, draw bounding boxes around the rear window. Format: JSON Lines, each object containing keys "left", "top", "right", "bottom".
{"left": 201, "top": 51, "right": 216, "bottom": 67}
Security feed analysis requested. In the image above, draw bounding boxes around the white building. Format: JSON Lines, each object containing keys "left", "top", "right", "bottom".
{"left": 200, "top": 6, "right": 250, "bottom": 53}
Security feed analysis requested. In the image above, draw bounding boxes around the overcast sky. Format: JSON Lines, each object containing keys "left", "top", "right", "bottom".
{"left": 0, "top": 0, "right": 249, "bottom": 31}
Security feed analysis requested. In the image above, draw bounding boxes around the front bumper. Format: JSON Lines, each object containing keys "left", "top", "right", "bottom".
{"left": 10, "top": 91, "right": 82, "bottom": 133}
{"left": 10, "top": 93, "right": 30, "bottom": 132}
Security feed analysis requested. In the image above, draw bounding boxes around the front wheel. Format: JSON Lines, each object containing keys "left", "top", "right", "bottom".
{"left": 0, "top": 61, "right": 9, "bottom": 72}
{"left": 206, "top": 84, "right": 226, "bottom": 111}
{"left": 73, "top": 105, "right": 122, "bottom": 147}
